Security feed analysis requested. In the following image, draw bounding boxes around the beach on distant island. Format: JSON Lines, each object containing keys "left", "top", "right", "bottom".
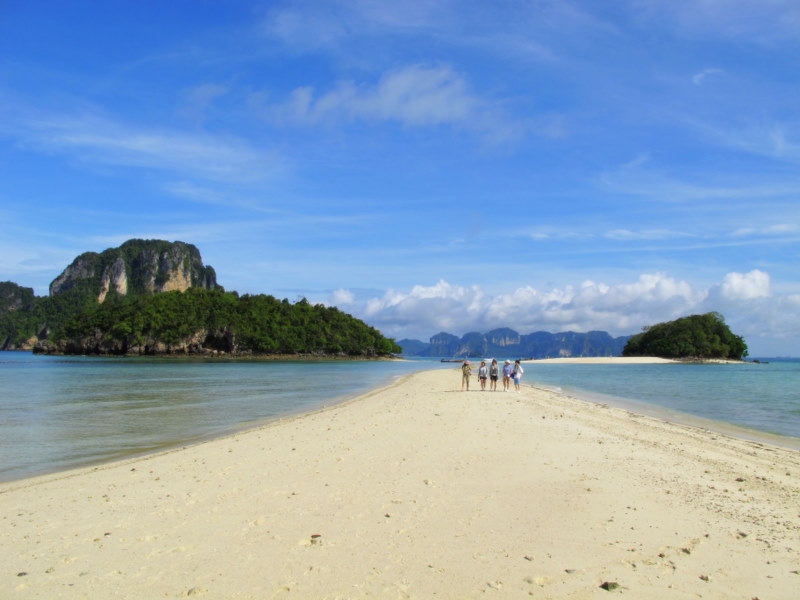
{"left": 2, "top": 368, "right": 798, "bottom": 599}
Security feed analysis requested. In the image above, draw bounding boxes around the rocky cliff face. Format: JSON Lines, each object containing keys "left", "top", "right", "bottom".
{"left": 38, "top": 327, "right": 238, "bottom": 357}
{"left": 0, "top": 282, "right": 35, "bottom": 313}
{"left": 49, "top": 239, "right": 220, "bottom": 302}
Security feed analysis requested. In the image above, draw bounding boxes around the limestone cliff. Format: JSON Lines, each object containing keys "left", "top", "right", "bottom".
{"left": 0, "top": 282, "right": 35, "bottom": 314}
{"left": 49, "top": 239, "right": 220, "bottom": 302}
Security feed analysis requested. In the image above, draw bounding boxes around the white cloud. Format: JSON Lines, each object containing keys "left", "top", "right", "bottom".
{"left": 330, "top": 270, "right": 797, "bottom": 352}
{"left": 330, "top": 288, "right": 355, "bottom": 305}
{"left": 720, "top": 270, "right": 771, "bottom": 300}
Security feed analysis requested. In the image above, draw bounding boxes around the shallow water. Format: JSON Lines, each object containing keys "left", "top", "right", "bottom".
{"left": 1, "top": 352, "right": 798, "bottom": 482}
{"left": 0, "top": 352, "right": 450, "bottom": 482}
{"left": 523, "top": 359, "right": 800, "bottom": 441}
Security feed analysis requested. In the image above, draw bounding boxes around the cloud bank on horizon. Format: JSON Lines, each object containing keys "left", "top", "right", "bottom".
{"left": 1, "top": 1, "right": 799, "bottom": 356}
{"left": 330, "top": 269, "right": 798, "bottom": 353}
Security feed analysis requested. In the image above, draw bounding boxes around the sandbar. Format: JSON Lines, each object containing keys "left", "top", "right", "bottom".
{"left": 2, "top": 369, "right": 798, "bottom": 598}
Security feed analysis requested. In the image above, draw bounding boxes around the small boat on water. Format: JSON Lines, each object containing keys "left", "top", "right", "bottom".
{"left": 440, "top": 358, "right": 464, "bottom": 363}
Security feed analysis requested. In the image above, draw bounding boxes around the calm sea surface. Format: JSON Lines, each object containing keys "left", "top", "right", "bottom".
{"left": 1, "top": 352, "right": 798, "bottom": 482}
{"left": 523, "top": 358, "right": 800, "bottom": 444}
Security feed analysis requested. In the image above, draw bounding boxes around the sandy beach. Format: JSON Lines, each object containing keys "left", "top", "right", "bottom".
{"left": 2, "top": 369, "right": 799, "bottom": 599}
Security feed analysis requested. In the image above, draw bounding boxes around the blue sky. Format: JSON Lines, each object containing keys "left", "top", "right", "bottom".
{"left": 2, "top": 1, "right": 799, "bottom": 355}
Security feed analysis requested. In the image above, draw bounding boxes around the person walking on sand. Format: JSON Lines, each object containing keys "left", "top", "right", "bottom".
{"left": 512, "top": 359, "right": 524, "bottom": 393}
{"left": 489, "top": 358, "right": 499, "bottom": 391}
{"left": 502, "top": 360, "right": 512, "bottom": 391}
{"left": 461, "top": 360, "right": 472, "bottom": 391}
{"left": 478, "top": 360, "right": 488, "bottom": 390}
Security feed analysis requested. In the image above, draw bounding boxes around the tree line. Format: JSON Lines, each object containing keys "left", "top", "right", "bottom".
{"left": 47, "top": 288, "right": 401, "bottom": 356}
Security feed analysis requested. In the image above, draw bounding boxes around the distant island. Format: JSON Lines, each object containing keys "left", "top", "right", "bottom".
{"left": 398, "top": 328, "right": 632, "bottom": 359}
{"left": 1, "top": 239, "right": 400, "bottom": 358}
{"left": 623, "top": 312, "right": 748, "bottom": 360}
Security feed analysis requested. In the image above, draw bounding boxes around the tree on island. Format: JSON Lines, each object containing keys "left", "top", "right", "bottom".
{"left": 622, "top": 312, "right": 748, "bottom": 360}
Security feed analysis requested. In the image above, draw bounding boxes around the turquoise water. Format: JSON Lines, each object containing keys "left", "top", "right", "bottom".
{"left": 1, "top": 352, "right": 798, "bottom": 482}
{"left": 524, "top": 359, "right": 800, "bottom": 442}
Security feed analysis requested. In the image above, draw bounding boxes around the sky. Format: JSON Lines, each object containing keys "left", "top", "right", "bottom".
{"left": 1, "top": 1, "right": 799, "bottom": 356}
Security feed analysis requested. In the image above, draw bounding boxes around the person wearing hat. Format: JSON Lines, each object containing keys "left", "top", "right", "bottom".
{"left": 502, "top": 360, "right": 513, "bottom": 391}
{"left": 461, "top": 360, "right": 472, "bottom": 391}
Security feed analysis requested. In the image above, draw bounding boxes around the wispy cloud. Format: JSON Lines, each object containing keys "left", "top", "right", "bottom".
{"left": 697, "top": 120, "right": 800, "bottom": 165}
{"left": 2, "top": 102, "right": 279, "bottom": 182}
{"left": 597, "top": 156, "right": 800, "bottom": 202}
{"left": 261, "top": 64, "right": 528, "bottom": 142}
{"left": 604, "top": 228, "right": 697, "bottom": 241}
{"left": 731, "top": 224, "right": 799, "bottom": 237}
{"left": 692, "top": 67, "right": 724, "bottom": 86}
{"left": 629, "top": 0, "right": 800, "bottom": 43}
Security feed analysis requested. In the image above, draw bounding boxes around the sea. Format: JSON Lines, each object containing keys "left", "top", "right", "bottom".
{"left": 1, "top": 352, "right": 798, "bottom": 483}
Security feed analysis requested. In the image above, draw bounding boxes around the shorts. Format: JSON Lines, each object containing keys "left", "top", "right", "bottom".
{"left": 490, "top": 375, "right": 498, "bottom": 381}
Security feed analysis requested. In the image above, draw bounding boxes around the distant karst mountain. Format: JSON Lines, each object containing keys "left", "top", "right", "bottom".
{"left": 398, "top": 328, "right": 631, "bottom": 359}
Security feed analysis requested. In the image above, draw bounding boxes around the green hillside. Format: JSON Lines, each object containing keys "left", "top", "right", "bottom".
{"left": 622, "top": 313, "right": 748, "bottom": 360}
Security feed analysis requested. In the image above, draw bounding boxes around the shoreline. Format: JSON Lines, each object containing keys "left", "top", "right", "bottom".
{"left": 2, "top": 369, "right": 799, "bottom": 599}
{"left": 24, "top": 349, "right": 404, "bottom": 361}
{"left": 530, "top": 381, "right": 800, "bottom": 451}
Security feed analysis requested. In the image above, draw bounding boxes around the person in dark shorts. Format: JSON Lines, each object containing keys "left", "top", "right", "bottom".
{"left": 489, "top": 358, "right": 499, "bottom": 391}
{"left": 478, "top": 360, "right": 488, "bottom": 390}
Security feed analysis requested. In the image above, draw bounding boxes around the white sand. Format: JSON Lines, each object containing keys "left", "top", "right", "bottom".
{"left": 2, "top": 369, "right": 799, "bottom": 599}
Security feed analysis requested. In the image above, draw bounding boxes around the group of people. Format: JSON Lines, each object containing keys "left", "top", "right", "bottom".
{"left": 461, "top": 358, "right": 524, "bottom": 393}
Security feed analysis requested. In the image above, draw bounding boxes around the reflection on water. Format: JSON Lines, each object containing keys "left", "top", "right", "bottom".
{"left": 0, "top": 353, "right": 450, "bottom": 482}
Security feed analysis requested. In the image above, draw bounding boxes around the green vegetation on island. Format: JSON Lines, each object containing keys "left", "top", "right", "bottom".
{"left": 622, "top": 312, "right": 748, "bottom": 360}
{"left": 38, "top": 288, "right": 401, "bottom": 357}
